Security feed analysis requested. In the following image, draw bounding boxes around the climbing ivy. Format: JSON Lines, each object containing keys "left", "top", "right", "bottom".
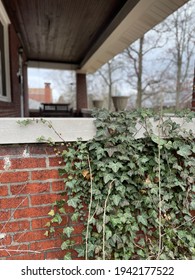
{"left": 46, "top": 109, "right": 195, "bottom": 260}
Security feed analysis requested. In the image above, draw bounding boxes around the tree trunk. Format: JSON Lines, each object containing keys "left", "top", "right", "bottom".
{"left": 108, "top": 62, "right": 113, "bottom": 110}
{"left": 175, "top": 50, "right": 182, "bottom": 110}
{"left": 136, "top": 37, "right": 144, "bottom": 108}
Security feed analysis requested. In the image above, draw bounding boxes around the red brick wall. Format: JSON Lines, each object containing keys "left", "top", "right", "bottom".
{"left": 0, "top": 143, "right": 83, "bottom": 260}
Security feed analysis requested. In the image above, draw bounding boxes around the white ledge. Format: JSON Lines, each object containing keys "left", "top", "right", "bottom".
{"left": 0, "top": 117, "right": 194, "bottom": 145}
{"left": 0, "top": 118, "right": 96, "bottom": 144}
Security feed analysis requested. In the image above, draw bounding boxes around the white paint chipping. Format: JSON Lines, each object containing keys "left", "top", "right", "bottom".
{"left": 22, "top": 148, "right": 30, "bottom": 158}
{"left": 3, "top": 156, "right": 11, "bottom": 170}
{"left": 0, "top": 233, "right": 6, "bottom": 240}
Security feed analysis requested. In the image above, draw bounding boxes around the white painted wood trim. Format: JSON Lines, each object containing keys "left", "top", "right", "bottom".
{"left": 0, "top": 0, "right": 11, "bottom": 102}
{"left": 0, "top": 117, "right": 194, "bottom": 145}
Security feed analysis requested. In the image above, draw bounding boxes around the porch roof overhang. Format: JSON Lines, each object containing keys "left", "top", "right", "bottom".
{"left": 2, "top": 0, "right": 189, "bottom": 73}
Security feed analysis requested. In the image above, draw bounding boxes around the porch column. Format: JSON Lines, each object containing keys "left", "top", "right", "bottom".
{"left": 76, "top": 73, "right": 88, "bottom": 112}
{"left": 23, "top": 63, "right": 29, "bottom": 117}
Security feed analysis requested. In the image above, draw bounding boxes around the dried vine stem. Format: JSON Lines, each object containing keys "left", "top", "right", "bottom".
{"left": 85, "top": 154, "right": 93, "bottom": 260}
{"left": 157, "top": 105, "right": 163, "bottom": 260}
{"left": 102, "top": 180, "right": 114, "bottom": 260}
{"left": 157, "top": 138, "right": 162, "bottom": 259}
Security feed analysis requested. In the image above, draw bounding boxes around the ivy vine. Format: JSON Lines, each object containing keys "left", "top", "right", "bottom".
{"left": 44, "top": 109, "right": 195, "bottom": 260}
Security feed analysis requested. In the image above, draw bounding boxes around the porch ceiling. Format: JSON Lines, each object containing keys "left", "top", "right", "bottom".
{"left": 2, "top": 0, "right": 189, "bottom": 73}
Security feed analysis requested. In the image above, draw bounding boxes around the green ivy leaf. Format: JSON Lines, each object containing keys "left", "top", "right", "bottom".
{"left": 61, "top": 240, "right": 71, "bottom": 250}
{"left": 177, "top": 145, "right": 192, "bottom": 158}
{"left": 151, "top": 134, "right": 166, "bottom": 146}
{"left": 59, "top": 207, "right": 66, "bottom": 214}
{"left": 106, "top": 230, "right": 112, "bottom": 240}
{"left": 64, "top": 252, "right": 72, "bottom": 260}
{"left": 108, "top": 162, "right": 123, "bottom": 173}
{"left": 103, "top": 173, "right": 114, "bottom": 184}
{"left": 49, "top": 226, "right": 55, "bottom": 233}
{"left": 190, "top": 201, "right": 195, "bottom": 210}
{"left": 67, "top": 197, "right": 79, "bottom": 208}
{"left": 137, "top": 215, "right": 148, "bottom": 226}
{"left": 112, "top": 233, "right": 122, "bottom": 244}
{"left": 71, "top": 212, "right": 80, "bottom": 222}
{"left": 138, "top": 238, "right": 146, "bottom": 247}
{"left": 96, "top": 222, "right": 103, "bottom": 233}
{"left": 66, "top": 180, "right": 77, "bottom": 188}
{"left": 76, "top": 246, "right": 85, "bottom": 257}
{"left": 63, "top": 227, "right": 74, "bottom": 238}
{"left": 137, "top": 249, "right": 145, "bottom": 258}
{"left": 112, "top": 194, "right": 121, "bottom": 206}
{"left": 51, "top": 213, "right": 62, "bottom": 224}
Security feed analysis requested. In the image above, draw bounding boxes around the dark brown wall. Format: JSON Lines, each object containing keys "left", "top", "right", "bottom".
{"left": 0, "top": 24, "right": 28, "bottom": 117}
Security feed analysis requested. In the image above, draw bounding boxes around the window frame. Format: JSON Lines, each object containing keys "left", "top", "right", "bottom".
{"left": 0, "top": 0, "right": 11, "bottom": 102}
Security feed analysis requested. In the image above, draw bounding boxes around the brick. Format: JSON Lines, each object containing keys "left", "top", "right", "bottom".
{"left": 64, "top": 204, "right": 75, "bottom": 213}
{"left": 0, "top": 234, "right": 12, "bottom": 246}
{"left": 0, "top": 171, "right": 29, "bottom": 183}
{"left": 46, "top": 249, "right": 78, "bottom": 260}
{"left": 0, "top": 244, "right": 28, "bottom": 257}
{"left": 13, "top": 229, "right": 48, "bottom": 243}
{"left": 14, "top": 206, "right": 51, "bottom": 219}
{"left": 45, "top": 250, "right": 69, "bottom": 260}
{"left": 73, "top": 224, "right": 85, "bottom": 235}
{"left": 0, "top": 185, "right": 8, "bottom": 196}
{"left": 31, "top": 193, "right": 62, "bottom": 206}
{"left": 0, "top": 210, "right": 10, "bottom": 222}
{"left": 0, "top": 159, "right": 4, "bottom": 170}
{"left": 11, "top": 158, "right": 46, "bottom": 170}
{"left": 31, "top": 217, "right": 51, "bottom": 230}
{"left": 10, "top": 182, "right": 50, "bottom": 195}
{"left": 49, "top": 157, "right": 64, "bottom": 167}
{"left": 31, "top": 170, "right": 60, "bottom": 181}
{"left": 52, "top": 181, "right": 65, "bottom": 192}
{"left": 0, "top": 196, "right": 28, "bottom": 209}
{"left": 30, "top": 239, "right": 61, "bottom": 251}
{"left": 0, "top": 145, "right": 26, "bottom": 157}
{"left": 0, "top": 220, "right": 30, "bottom": 233}
{"left": 191, "top": 210, "right": 195, "bottom": 217}
{"left": 5, "top": 253, "right": 45, "bottom": 260}
{"left": 29, "top": 145, "right": 54, "bottom": 155}
{"left": 71, "top": 235, "right": 83, "bottom": 245}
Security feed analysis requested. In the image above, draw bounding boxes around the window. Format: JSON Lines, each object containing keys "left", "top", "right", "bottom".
{"left": 0, "top": 0, "right": 11, "bottom": 102}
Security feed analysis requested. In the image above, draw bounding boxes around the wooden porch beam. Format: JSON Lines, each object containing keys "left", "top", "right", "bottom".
{"left": 27, "top": 60, "right": 79, "bottom": 71}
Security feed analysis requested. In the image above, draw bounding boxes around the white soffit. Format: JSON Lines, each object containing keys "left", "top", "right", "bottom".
{"left": 80, "top": 0, "right": 189, "bottom": 73}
